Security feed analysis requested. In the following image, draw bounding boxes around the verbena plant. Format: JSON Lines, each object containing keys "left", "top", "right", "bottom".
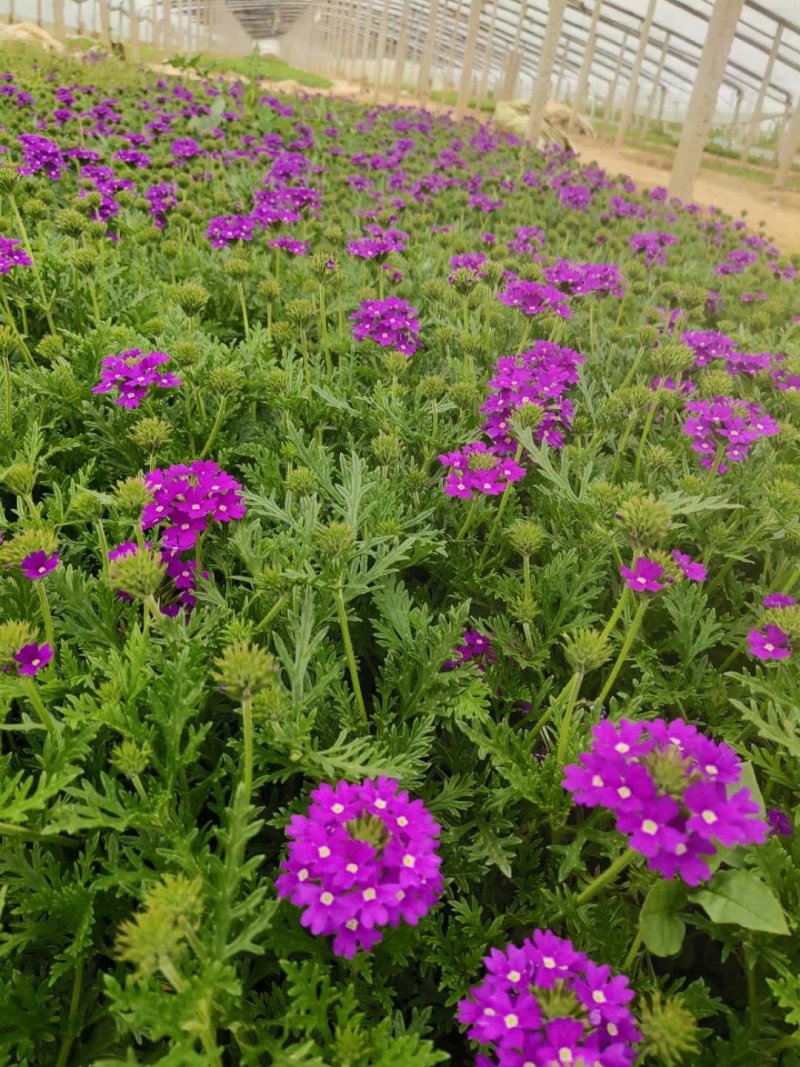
{"left": 0, "top": 45, "right": 798, "bottom": 1067}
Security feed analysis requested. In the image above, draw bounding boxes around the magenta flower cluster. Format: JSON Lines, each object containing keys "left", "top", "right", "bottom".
{"left": 350, "top": 296, "right": 421, "bottom": 355}
{"left": 748, "top": 593, "right": 796, "bottom": 661}
{"left": 619, "top": 551, "right": 706, "bottom": 593}
{"left": 481, "top": 341, "right": 586, "bottom": 452}
{"left": 682, "top": 397, "right": 780, "bottom": 472}
{"left": 92, "top": 349, "right": 181, "bottom": 409}
{"left": 543, "top": 260, "right": 625, "bottom": 298}
{"left": 141, "top": 460, "right": 247, "bottom": 551}
{"left": 0, "top": 235, "right": 32, "bottom": 274}
{"left": 439, "top": 442, "right": 526, "bottom": 499}
{"left": 457, "top": 929, "right": 639, "bottom": 1067}
{"left": 497, "top": 278, "right": 573, "bottom": 319}
{"left": 443, "top": 628, "right": 496, "bottom": 671}
{"left": 108, "top": 540, "right": 206, "bottom": 615}
{"left": 629, "top": 231, "right": 679, "bottom": 267}
{"left": 564, "top": 718, "right": 768, "bottom": 885}
{"left": 275, "top": 777, "right": 442, "bottom": 958}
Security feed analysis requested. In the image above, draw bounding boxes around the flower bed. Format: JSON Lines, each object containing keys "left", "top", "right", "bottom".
{"left": 0, "top": 49, "right": 798, "bottom": 1066}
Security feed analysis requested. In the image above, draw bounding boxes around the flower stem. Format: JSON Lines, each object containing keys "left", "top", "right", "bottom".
{"left": 632, "top": 400, "right": 658, "bottom": 481}
{"left": 55, "top": 959, "right": 84, "bottom": 1067}
{"left": 599, "top": 586, "right": 630, "bottom": 642}
{"left": 20, "top": 675, "right": 56, "bottom": 735}
{"left": 319, "top": 284, "right": 332, "bottom": 375}
{"left": 479, "top": 443, "right": 524, "bottom": 566}
{"left": 455, "top": 496, "right": 480, "bottom": 541}
{"left": 0, "top": 285, "right": 34, "bottom": 367}
{"left": 577, "top": 847, "right": 638, "bottom": 904}
{"left": 2, "top": 353, "right": 11, "bottom": 430}
{"left": 623, "top": 928, "right": 643, "bottom": 970}
{"left": 95, "top": 519, "right": 110, "bottom": 583}
{"left": 254, "top": 592, "right": 289, "bottom": 633}
{"left": 596, "top": 599, "right": 648, "bottom": 707}
{"left": 36, "top": 580, "right": 55, "bottom": 648}
{"left": 241, "top": 692, "right": 254, "bottom": 799}
{"left": 336, "top": 585, "right": 368, "bottom": 726}
{"left": 555, "top": 671, "right": 584, "bottom": 768}
{"left": 237, "top": 281, "right": 250, "bottom": 340}
{"left": 199, "top": 396, "right": 228, "bottom": 459}
{"left": 9, "top": 193, "right": 56, "bottom": 334}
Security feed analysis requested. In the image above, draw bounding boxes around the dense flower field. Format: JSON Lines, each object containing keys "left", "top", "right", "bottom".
{"left": 0, "top": 47, "right": 799, "bottom": 1066}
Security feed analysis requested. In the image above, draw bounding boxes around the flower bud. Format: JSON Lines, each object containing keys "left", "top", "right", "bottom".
{"left": 111, "top": 737, "right": 152, "bottom": 780}
{"left": 212, "top": 640, "right": 278, "bottom": 700}
{"left": 0, "top": 167, "right": 18, "bottom": 194}
{"left": 284, "top": 467, "right": 316, "bottom": 495}
{"left": 314, "top": 520, "right": 356, "bottom": 559}
{"left": 507, "top": 520, "right": 544, "bottom": 557}
{"left": 69, "top": 489, "right": 107, "bottom": 520}
{"left": 382, "top": 351, "right": 411, "bottom": 378}
{"left": 616, "top": 495, "right": 672, "bottom": 547}
{"left": 370, "top": 432, "right": 403, "bottom": 466}
{"left": 71, "top": 248, "right": 99, "bottom": 275}
{"left": 222, "top": 256, "right": 249, "bottom": 281}
{"left": 170, "top": 340, "right": 200, "bottom": 367}
{"left": 129, "top": 416, "right": 173, "bottom": 452}
{"left": 638, "top": 993, "right": 700, "bottom": 1065}
{"left": 174, "top": 282, "right": 210, "bottom": 317}
{"left": 37, "top": 334, "right": 65, "bottom": 362}
{"left": 562, "top": 628, "right": 612, "bottom": 674}
{"left": 113, "top": 476, "right": 152, "bottom": 516}
{"left": 1, "top": 462, "right": 36, "bottom": 497}
{"left": 109, "top": 546, "right": 166, "bottom": 601}
{"left": 0, "top": 620, "right": 37, "bottom": 669}
{"left": 208, "top": 366, "right": 244, "bottom": 394}
{"left": 56, "top": 207, "right": 88, "bottom": 236}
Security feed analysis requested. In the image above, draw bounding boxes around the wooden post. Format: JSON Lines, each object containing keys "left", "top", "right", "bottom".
{"left": 614, "top": 0, "right": 656, "bottom": 146}
{"left": 668, "top": 0, "right": 746, "bottom": 201}
{"left": 476, "top": 0, "right": 499, "bottom": 110}
{"left": 525, "top": 0, "right": 568, "bottom": 141}
{"left": 373, "top": 0, "right": 390, "bottom": 101}
{"left": 53, "top": 0, "right": 66, "bottom": 39}
{"left": 445, "top": 0, "right": 464, "bottom": 92}
{"left": 740, "top": 26, "right": 781, "bottom": 162}
{"left": 455, "top": 0, "right": 483, "bottom": 120}
{"left": 129, "top": 0, "right": 140, "bottom": 58}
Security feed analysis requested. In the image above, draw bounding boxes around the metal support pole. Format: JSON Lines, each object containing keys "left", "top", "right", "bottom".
{"left": 129, "top": 0, "right": 140, "bottom": 59}
{"left": 392, "top": 0, "right": 412, "bottom": 102}
{"left": 615, "top": 0, "right": 657, "bottom": 146}
{"left": 605, "top": 33, "right": 627, "bottom": 122}
{"left": 445, "top": 0, "right": 464, "bottom": 92}
{"left": 657, "top": 84, "right": 667, "bottom": 124}
{"left": 668, "top": 0, "right": 746, "bottom": 201}
{"left": 554, "top": 38, "right": 569, "bottom": 101}
{"left": 775, "top": 96, "right": 800, "bottom": 188}
{"left": 455, "top": 0, "right": 483, "bottom": 120}
{"left": 373, "top": 0, "right": 390, "bottom": 101}
{"left": 725, "top": 87, "right": 742, "bottom": 148}
{"left": 525, "top": 0, "right": 568, "bottom": 141}
{"left": 98, "top": 0, "right": 111, "bottom": 45}
{"left": 571, "top": 0, "right": 602, "bottom": 131}
{"left": 418, "top": 0, "right": 439, "bottom": 103}
{"left": 641, "top": 33, "right": 669, "bottom": 135}
{"left": 740, "top": 26, "right": 782, "bottom": 161}
{"left": 53, "top": 0, "right": 66, "bottom": 39}
{"left": 476, "top": 0, "right": 499, "bottom": 109}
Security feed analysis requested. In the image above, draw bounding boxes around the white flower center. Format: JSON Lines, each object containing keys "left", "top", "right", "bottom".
{"left": 641, "top": 819, "right": 658, "bottom": 835}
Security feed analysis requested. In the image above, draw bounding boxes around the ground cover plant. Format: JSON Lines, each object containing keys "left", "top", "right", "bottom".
{"left": 0, "top": 44, "right": 799, "bottom": 1067}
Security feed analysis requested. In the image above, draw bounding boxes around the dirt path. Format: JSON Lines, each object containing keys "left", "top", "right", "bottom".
{"left": 572, "top": 138, "right": 800, "bottom": 254}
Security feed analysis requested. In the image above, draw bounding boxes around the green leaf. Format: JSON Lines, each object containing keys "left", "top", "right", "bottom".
{"left": 693, "top": 870, "right": 789, "bottom": 935}
{"left": 639, "top": 880, "right": 688, "bottom": 956}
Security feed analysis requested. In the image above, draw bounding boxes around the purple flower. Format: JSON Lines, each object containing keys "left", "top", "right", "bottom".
{"left": 629, "top": 231, "right": 679, "bottom": 267}
{"left": 682, "top": 397, "right": 780, "bottom": 473}
{"left": 481, "top": 342, "right": 585, "bottom": 452}
{"left": 671, "top": 550, "right": 707, "bottom": 582}
{"left": 351, "top": 296, "right": 421, "bottom": 355}
{"left": 206, "top": 214, "right": 255, "bottom": 248}
{"left": 619, "top": 558, "right": 666, "bottom": 593}
{"left": 457, "top": 929, "right": 639, "bottom": 1066}
{"left": 748, "top": 625, "right": 791, "bottom": 661}
{"left": 275, "top": 777, "right": 442, "bottom": 957}
{"left": 564, "top": 718, "right": 768, "bottom": 886}
{"left": 443, "top": 628, "right": 496, "bottom": 671}
{"left": 439, "top": 442, "right": 526, "bottom": 499}
{"left": 544, "top": 259, "right": 625, "bottom": 298}
{"left": 92, "top": 349, "right": 181, "bottom": 409}
{"left": 144, "top": 182, "right": 178, "bottom": 229}
{"left": 141, "top": 460, "right": 246, "bottom": 551}
{"left": 0, "top": 235, "right": 32, "bottom": 274}
{"left": 762, "top": 593, "right": 797, "bottom": 609}
{"left": 20, "top": 551, "right": 59, "bottom": 580}
{"left": 17, "top": 132, "right": 65, "bottom": 180}
{"left": 497, "top": 279, "right": 573, "bottom": 319}
{"left": 767, "top": 808, "right": 792, "bottom": 837}
{"left": 13, "top": 641, "right": 53, "bottom": 675}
